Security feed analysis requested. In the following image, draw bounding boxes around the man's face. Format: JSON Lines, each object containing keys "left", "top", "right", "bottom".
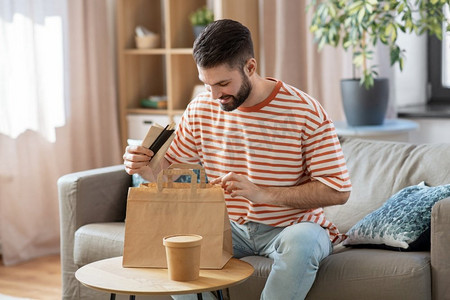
{"left": 198, "top": 64, "right": 252, "bottom": 111}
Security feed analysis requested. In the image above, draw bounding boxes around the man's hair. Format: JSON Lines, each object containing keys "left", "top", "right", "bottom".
{"left": 193, "top": 19, "right": 254, "bottom": 70}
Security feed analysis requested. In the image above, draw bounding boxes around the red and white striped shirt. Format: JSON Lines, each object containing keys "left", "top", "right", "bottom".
{"left": 165, "top": 79, "right": 351, "bottom": 244}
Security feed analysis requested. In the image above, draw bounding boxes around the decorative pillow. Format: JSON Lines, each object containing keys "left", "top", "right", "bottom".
{"left": 343, "top": 182, "right": 450, "bottom": 251}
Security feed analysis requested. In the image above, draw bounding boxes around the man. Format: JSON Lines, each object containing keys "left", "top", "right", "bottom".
{"left": 123, "top": 19, "right": 351, "bottom": 300}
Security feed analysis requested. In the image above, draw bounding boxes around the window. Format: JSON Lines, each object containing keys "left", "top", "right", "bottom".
{"left": 0, "top": 0, "right": 67, "bottom": 142}
{"left": 428, "top": 4, "right": 450, "bottom": 103}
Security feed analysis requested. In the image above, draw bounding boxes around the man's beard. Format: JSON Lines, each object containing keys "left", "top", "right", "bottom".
{"left": 219, "top": 74, "right": 252, "bottom": 112}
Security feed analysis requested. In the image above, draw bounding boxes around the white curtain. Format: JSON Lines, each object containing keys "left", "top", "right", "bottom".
{"left": 259, "top": 0, "right": 353, "bottom": 121}
{"left": 0, "top": 0, "right": 67, "bottom": 142}
{"left": 0, "top": 0, "right": 121, "bottom": 265}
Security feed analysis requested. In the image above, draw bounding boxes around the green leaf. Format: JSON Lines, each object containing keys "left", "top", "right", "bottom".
{"left": 391, "top": 27, "right": 397, "bottom": 42}
{"left": 318, "top": 36, "right": 327, "bottom": 49}
{"left": 358, "top": 7, "right": 366, "bottom": 23}
{"left": 405, "top": 19, "right": 413, "bottom": 32}
{"left": 365, "top": 3, "right": 373, "bottom": 14}
{"left": 386, "top": 23, "right": 394, "bottom": 36}
{"left": 329, "top": 3, "right": 337, "bottom": 18}
{"left": 348, "top": 1, "right": 363, "bottom": 15}
{"left": 390, "top": 45, "right": 401, "bottom": 66}
{"left": 353, "top": 53, "right": 365, "bottom": 66}
{"left": 343, "top": 40, "right": 352, "bottom": 49}
{"left": 360, "top": 71, "right": 375, "bottom": 89}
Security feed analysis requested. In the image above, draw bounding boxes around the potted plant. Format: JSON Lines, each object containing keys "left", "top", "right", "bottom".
{"left": 189, "top": 6, "right": 214, "bottom": 39}
{"left": 309, "top": 0, "right": 449, "bottom": 126}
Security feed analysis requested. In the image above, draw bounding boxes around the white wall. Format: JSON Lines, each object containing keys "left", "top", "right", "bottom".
{"left": 393, "top": 33, "right": 428, "bottom": 107}
{"left": 393, "top": 31, "right": 450, "bottom": 144}
{"left": 374, "top": 31, "right": 428, "bottom": 118}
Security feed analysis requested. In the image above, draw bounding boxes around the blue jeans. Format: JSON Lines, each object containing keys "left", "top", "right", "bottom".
{"left": 172, "top": 221, "right": 332, "bottom": 300}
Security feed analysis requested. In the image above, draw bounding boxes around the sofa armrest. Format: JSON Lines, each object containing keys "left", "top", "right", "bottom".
{"left": 58, "top": 165, "right": 131, "bottom": 229}
{"left": 431, "top": 197, "right": 450, "bottom": 300}
{"left": 57, "top": 165, "right": 131, "bottom": 299}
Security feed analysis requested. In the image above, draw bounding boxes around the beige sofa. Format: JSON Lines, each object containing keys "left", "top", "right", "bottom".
{"left": 58, "top": 137, "right": 450, "bottom": 300}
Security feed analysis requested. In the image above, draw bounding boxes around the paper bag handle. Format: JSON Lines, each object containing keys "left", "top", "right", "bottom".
{"left": 168, "top": 163, "right": 206, "bottom": 188}
{"left": 157, "top": 163, "right": 207, "bottom": 192}
{"left": 157, "top": 169, "right": 197, "bottom": 192}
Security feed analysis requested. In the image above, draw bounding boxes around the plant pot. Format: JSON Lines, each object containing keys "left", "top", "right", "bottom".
{"left": 192, "top": 25, "right": 206, "bottom": 39}
{"left": 341, "top": 78, "right": 389, "bottom": 126}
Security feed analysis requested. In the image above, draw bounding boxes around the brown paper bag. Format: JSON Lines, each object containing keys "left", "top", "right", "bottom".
{"left": 122, "top": 163, "right": 233, "bottom": 269}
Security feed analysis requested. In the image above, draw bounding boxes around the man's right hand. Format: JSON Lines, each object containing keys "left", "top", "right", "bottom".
{"left": 123, "top": 145, "right": 154, "bottom": 175}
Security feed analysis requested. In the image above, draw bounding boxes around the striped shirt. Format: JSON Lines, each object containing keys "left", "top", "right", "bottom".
{"left": 165, "top": 79, "right": 351, "bottom": 244}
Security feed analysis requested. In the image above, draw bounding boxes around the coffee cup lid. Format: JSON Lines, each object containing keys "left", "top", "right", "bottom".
{"left": 163, "top": 234, "right": 203, "bottom": 248}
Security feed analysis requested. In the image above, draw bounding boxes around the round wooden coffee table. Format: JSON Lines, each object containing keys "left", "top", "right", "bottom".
{"left": 75, "top": 256, "right": 254, "bottom": 300}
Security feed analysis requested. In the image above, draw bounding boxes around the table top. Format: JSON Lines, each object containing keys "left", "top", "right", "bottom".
{"left": 334, "top": 119, "right": 418, "bottom": 136}
{"left": 75, "top": 257, "right": 254, "bottom": 296}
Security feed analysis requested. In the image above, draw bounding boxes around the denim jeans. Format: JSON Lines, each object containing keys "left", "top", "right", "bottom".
{"left": 172, "top": 221, "right": 332, "bottom": 300}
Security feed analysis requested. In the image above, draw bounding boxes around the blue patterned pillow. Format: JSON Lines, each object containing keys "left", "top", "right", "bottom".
{"left": 343, "top": 182, "right": 450, "bottom": 251}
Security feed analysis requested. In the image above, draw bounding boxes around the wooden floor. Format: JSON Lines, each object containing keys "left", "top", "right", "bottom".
{"left": 0, "top": 254, "right": 61, "bottom": 299}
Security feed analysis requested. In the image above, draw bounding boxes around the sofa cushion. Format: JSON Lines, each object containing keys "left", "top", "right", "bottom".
{"left": 307, "top": 248, "right": 431, "bottom": 300}
{"left": 74, "top": 222, "right": 125, "bottom": 266}
{"left": 343, "top": 182, "right": 450, "bottom": 250}
{"left": 325, "top": 138, "right": 450, "bottom": 233}
{"left": 229, "top": 248, "right": 431, "bottom": 300}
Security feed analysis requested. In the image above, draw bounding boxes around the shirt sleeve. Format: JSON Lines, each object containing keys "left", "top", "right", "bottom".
{"left": 304, "top": 119, "right": 352, "bottom": 192}
{"left": 164, "top": 105, "right": 201, "bottom": 165}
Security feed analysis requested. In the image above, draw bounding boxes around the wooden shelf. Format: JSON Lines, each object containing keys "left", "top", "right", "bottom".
{"left": 117, "top": 0, "right": 259, "bottom": 149}
{"left": 124, "top": 49, "right": 167, "bottom": 55}
{"left": 172, "top": 109, "right": 187, "bottom": 116}
{"left": 170, "top": 48, "right": 194, "bottom": 54}
{"left": 127, "top": 108, "right": 169, "bottom": 115}
{"left": 123, "top": 49, "right": 193, "bottom": 55}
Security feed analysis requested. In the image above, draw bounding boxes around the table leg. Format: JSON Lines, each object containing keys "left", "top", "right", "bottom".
{"left": 197, "top": 293, "right": 203, "bottom": 300}
{"left": 217, "top": 290, "right": 224, "bottom": 300}
{"left": 110, "top": 294, "right": 116, "bottom": 300}
{"left": 129, "top": 296, "right": 136, "bottom": 300}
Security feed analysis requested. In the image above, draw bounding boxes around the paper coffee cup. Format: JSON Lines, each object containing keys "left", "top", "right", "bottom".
{"left": 163, "top": 234, "right": 203, "bottom": 281}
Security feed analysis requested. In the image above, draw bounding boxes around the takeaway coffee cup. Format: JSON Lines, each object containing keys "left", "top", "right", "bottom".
{"left": 163, "top": 234, "right": 203, "bottom": 281}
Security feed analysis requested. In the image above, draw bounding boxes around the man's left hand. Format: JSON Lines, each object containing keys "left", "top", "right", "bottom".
{"left": 210, "top": 172, "right": 270, "bottom": 204}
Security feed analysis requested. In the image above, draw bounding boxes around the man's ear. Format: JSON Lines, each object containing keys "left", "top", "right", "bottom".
{"left": 245, "top": 58, "right": 257, "bottom": 76}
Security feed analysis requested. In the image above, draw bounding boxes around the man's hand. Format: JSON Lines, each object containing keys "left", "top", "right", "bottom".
{"left": 123, "top": 145, "right": 153, "bottom": 175}
{"left": 210, "top": 172, "right": 350, "bottom": 209}
{"left": 210, "top": 172, "right": 269, "bottom": 204}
